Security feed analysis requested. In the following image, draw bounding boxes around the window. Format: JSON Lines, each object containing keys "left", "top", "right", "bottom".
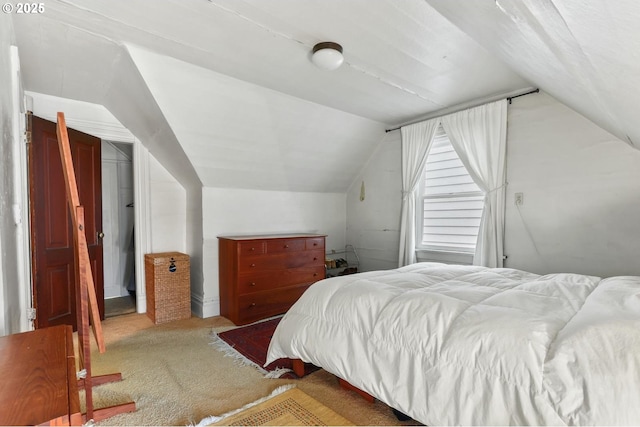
{"left": 417, "top": 125, "right": 484, "bottom": 253}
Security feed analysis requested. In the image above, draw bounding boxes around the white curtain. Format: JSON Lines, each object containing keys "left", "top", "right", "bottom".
{"left": 441, "top": 99, "right": 508, "bottom": 268}
{"left": 398, "top": 118, "right": 440, "bottom": 267}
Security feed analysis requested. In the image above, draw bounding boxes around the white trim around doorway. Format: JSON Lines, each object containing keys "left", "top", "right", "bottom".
{"left": 25, "top": 92, "right": 152, "bottom": 315}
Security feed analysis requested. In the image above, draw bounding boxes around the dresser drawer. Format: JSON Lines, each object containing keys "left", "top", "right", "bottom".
{"left": 306, "top": 237, "right": 324, "bottom": 251}
{"left": 238, "top": 267, "right": 325, "bottom": 295}
{"left": 266, "top": 238, "right": 305, "bottom": 253}
{"left": 236, "top": 285, "right": 310, "bottom": 325}
{"left": 238, "top": 241, "right": 266, "bottom": 256}
{"left": 238, "top": 250, "right": 324, "bottom": 272}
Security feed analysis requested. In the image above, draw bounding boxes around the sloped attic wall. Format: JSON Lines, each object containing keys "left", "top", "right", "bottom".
{"left": 12, "top": 14, "right": 204, "bottom": 237}
{"left": 347, "top": 92, "right": 640, "bottom": 277}
{"left": 126, "top": 45, "right": 386, "bottom": 192}
{"left": 13, "top": 16, "right": 208, "bottom": 315}
{"left": 126, "top": 46, "right": 385, "bottom": 316}
{"left": 14, "top": 15, "right": 388, "bottom": 318}
{"left": 99, "top": 48, "right": 206, "bottom": 310}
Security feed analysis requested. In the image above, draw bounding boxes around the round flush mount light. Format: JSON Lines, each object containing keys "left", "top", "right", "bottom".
{"left": 311, "top": 42, "right": 344, "bottom": 71}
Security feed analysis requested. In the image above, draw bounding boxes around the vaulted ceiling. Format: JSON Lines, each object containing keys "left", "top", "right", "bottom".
{"left": 10, "top": 0, "right": 639, "bottom": 192}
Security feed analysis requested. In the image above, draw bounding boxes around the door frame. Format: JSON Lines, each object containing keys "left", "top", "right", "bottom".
{"left": 22, "top": 99, "right": 152, "bottom": 326}
{"left": 11, "top": 46, "right": 32, "bottom": 333}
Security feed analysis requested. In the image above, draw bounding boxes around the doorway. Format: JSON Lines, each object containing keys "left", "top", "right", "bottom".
{"left": 29, "top": 115, "right": 141, "bottom": 329}
{"left": 102, "top": 141, "right": 137, "bottom": 317}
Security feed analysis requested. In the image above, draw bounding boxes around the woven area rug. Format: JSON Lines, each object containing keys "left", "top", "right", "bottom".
{"left": 212, "top": 316, "right": 319, "bottom": 378}
{"left": 197, "top": 386, "right": 354, "bottom": 426}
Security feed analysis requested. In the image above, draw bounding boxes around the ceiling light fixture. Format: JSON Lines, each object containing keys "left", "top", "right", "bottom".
{"left": 311, "top": 42, "right": 344, "bottom": 71}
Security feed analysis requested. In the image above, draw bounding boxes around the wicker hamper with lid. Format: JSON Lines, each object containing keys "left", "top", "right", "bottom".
{"left": 145, "top": 252, "right": 191, "bottom": 324}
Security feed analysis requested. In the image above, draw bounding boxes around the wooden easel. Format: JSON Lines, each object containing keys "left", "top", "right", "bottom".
{"left": 56, "top": 112, "right": 136, "bottom": 423}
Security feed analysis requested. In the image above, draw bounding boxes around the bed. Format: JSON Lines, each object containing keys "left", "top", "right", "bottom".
{"left": 265, "top": 262, "right": 640, "bottom": 425}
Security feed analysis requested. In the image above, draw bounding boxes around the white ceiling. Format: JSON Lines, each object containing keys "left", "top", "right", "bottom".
{"left": 12, "top": 0, "right": 530, "bottom": 124}
{"left": 10, "top": 0, "right": 639, "bottom": 191}
{"left": 427, "top": 0, "right": 640, "bottom": 150}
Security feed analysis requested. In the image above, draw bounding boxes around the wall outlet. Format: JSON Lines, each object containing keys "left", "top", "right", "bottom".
{"left": 514, "top": 192, "right": 524, "bottom": 206}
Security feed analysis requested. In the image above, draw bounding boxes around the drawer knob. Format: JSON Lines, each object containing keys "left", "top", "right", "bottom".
{"left": 284, "top": 244, "right": 289, "bottom": 248}
{"left": 313, "top": 273, "right": 318, "bottom": 277}
{"left": 313, "top": 242, "right": 318, "bottom": 246}
{"left": 250, "top": 282, "right": 256, "bottom": 287}
{"left": 249, "top": 302, "right": 256, "bottom": 308}
{"left": 250, "top": 263, "right": 256, "bottom": 267}
{"left": 313, "top": 257, "right": 317, "bottom": 261}
{"left": 250, "top": 247, "right": 255, "bottom": 251}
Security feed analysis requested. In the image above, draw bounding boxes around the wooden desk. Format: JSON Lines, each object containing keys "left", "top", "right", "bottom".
{"left": 0, "top": 325, "right": 81, "bottom": 426}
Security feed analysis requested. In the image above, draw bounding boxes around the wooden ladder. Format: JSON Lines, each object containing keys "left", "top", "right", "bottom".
{"left": 56, "top": 112, "right": 136, "bottom": 423}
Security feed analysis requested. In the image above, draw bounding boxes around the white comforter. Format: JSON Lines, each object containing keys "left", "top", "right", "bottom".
{"left": 265, "top": 262, "right": 640, "bottom": 425}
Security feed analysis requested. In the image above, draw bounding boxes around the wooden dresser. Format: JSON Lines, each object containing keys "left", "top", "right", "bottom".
{"left": 218, "top": 234, "right": 326, "bottom": 325}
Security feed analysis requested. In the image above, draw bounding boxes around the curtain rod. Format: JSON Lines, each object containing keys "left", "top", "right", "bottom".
{"left": 385, "top": 88, "right": 540, "bottom": 133}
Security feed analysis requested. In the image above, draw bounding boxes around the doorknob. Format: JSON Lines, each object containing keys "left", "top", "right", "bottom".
{"left": 97, "top": 231, "right": 105, "bottom": 239}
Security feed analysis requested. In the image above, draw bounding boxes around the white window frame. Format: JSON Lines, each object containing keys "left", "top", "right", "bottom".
{"left": 415, "top": 126, "right": 484, "bottom": 255}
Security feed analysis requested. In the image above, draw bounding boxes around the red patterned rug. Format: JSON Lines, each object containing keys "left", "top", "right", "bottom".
{"left": 213, "top": 317, "right": 318, "bottom": 379}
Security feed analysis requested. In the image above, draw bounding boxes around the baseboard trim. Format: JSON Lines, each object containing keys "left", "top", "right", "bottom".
{"left": 191, "top": 293, "right": 220, "bottom": 318}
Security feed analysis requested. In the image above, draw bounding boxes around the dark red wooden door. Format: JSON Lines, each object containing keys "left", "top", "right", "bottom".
{"left": 29, "top": 116, "right": 104, "bottom": 329}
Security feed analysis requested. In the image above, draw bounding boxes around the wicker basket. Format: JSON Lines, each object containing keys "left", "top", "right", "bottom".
{"left": 145, "top": 252, "right": 191, "bottom": 324}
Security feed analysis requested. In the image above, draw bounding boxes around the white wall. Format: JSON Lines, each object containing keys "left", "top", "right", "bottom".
{"left": 0, "top": 16, "right": 29, "bottom": 335}
{"left": 347, "top": 92, "right": 640, "bottom": 278}
{"left": 504, "top": 92, "right": 640, "bottom": 277}
{"left": 201, "top": 188, "right": 346, "bottom": 318}
{"left": 346, "top": 131, "right": 402, "bottom": 272}
{"left": 0, "top": 16, "right": 17, "bottom": 335}
{"left": 148, "top": 153, "right": 187, "bottom": 253}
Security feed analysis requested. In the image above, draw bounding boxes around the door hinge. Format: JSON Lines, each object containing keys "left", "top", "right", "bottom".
{"left": 25, "top": 110, "right": 32, "bottom": 145}
{"left": 27, "top": 308, "right": 36, "bottom": 320}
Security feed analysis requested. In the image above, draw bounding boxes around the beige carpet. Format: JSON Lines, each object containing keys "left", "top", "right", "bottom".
{"left": 86, "top": 313, "right": 420, "bottom": 426}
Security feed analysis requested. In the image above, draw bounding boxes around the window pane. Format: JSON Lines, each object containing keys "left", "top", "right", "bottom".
{"left": 419, "top": 125, "right": 484, "bottom": 252}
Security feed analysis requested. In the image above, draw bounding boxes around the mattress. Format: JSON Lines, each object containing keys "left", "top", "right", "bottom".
{"left": 266, "top": 262, "right": 640, "bottom": 425}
